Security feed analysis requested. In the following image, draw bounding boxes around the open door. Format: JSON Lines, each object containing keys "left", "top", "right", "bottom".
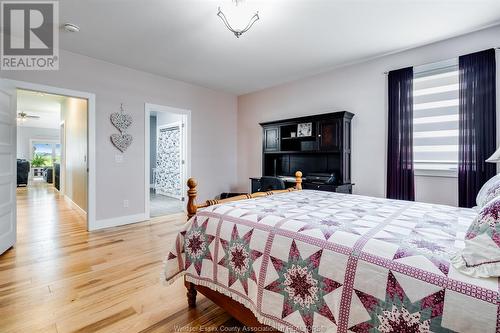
{"left": 0, "top": 82, "right": 16, "bottom": 255}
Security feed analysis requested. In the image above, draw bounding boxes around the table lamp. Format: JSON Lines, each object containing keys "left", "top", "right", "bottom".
{"left": 486, "top": 147, "right": 500, "bottom": 163}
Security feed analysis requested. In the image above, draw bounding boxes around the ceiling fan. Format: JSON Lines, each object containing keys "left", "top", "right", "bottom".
{"left": 17, "top": 112, "right": 40, "bottom": 123}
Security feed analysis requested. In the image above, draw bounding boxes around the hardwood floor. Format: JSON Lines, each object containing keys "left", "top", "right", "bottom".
{"left": 0, "top": 183, "right": 239, "bottom": 333}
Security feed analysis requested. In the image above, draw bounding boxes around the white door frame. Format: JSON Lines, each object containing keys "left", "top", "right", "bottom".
{"left": 144, "top": 103, "right": 191, "bottom": 219}
{"left": 59, "top": 121, "right": 66, "bottom": 195}
{"left": 1, "top": 79, "right": 96, "bottom": 231}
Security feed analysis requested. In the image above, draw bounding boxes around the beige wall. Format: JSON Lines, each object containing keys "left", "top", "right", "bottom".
{"left": 237, "top": 25, "right": 500, "bottom": 206}
{"left": 61, "top": 97, "right": 88, "bottom": 212}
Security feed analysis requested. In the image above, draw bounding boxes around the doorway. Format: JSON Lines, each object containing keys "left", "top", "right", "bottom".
{"left": 0, "top": 79, "right": 97, "bottom": 256}
{"left": 145, "top": 103, "right": 190, "bottom": 218}
{"left": 16, "top": 89, "right": 89, "bottom": 223}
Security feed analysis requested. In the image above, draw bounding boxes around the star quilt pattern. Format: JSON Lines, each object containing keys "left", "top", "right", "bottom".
{"left": 163, "top": 190, "right": 499, "bottom": 333}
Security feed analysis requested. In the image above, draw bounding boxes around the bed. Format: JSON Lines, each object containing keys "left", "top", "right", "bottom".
{"left": 163, "top": 172, "right": 499, "bottom": 333}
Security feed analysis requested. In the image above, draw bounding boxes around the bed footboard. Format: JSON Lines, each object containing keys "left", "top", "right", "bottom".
{"left": 186, "top": 171, "right": 302, "bottom": 219}
{"left": 184, "top": 171, "right": 302, "bottom": 309}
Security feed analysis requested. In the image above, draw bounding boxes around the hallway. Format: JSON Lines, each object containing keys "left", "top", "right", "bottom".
{"left": 0, "top": 183, "right": 238, "bottom": 333}
{"left": 16, "top": 182, "right": 86, "bottom": 243}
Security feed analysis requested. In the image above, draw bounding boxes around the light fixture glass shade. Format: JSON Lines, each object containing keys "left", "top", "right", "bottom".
{"left": 217, "top": 0, "right": 259, "bottom": 38}
{"left": 486, "top": 147, "right": 500, "bottom": 163}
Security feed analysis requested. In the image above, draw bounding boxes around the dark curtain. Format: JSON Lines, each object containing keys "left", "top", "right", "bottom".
{"left": 387, "top": 67, "right": 415, "bottom": 201}
{"left": 458, "top": 49, "right": 497, "bottom": 208}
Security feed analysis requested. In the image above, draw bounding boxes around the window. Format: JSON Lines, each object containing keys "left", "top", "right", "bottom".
{"left": 413, "top": 58, "right": 459, "bottom": 176}
{"left": 31, "top": 141, "right": 60, "bottom": 167}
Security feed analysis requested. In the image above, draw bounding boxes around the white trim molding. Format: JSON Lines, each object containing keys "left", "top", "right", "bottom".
{"left": 414, "top": 169, "right": 458, "bottom": 178}
{"left": 1, "top": 79, "right": 97, "bottom": 231}
{"left": 64, "top": 195, "right": 87, "bottom": 217}
{"left": 94, "top": 213, "right": 148, "bottom": 230}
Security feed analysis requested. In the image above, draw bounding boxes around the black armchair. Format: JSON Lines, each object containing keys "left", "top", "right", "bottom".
{"left": 54, "top": 163, "right": 60, "bottom": 190}
{"left": 43, "top": 167, "right": 53, "bottom": 184}
{"left": 258, "top": 176, "right": 286, "bottom": 192}
{"left": 17, "top": 159, "right": 30, "bottom": 187}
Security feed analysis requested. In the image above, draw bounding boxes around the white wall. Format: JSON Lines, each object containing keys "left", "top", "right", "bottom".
{"left": 237, "top": 25, "right": 500, "bottom": 206}
{"left": 415, "top": 176, "right": 458, "bottom": 206}
{"left": 1, "top": 49, "right": 238, "bottom": 222}
{"left": 16, "top": 126, "right": 60, "bottom": 160}
{"left": 61, "top": 97, "right": 88, "bottom": 212}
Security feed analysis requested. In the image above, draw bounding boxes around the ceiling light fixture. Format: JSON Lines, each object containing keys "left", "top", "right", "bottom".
{"left": 17, "top": 112, "right": 40, "bottom": 123}
{"left": 63, "top": 23, "right": 80, "bottom": 33}
{"left": 217, "top": 0, "right": 259, "bottom": 38}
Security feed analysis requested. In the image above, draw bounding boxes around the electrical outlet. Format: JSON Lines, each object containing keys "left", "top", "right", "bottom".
{"left": 123, "top": 200, "right": 129, "bottom": 208}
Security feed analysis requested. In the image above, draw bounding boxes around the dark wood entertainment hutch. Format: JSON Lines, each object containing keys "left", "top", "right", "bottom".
{"left": 251, "top": 111, "right": 354, "bottom": 193}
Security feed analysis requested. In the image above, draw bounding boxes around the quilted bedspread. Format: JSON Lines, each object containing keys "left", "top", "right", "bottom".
{"left": 163, "top": 190, "right": 499, "bottom": 333}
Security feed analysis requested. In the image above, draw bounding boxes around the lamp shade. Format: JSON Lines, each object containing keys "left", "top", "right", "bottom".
{"left": 486, "top": 147, "right": 500, "bottom": 163}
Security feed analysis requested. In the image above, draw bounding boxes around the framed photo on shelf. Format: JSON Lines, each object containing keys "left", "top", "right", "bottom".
{"left": 297, "top": 122, "right": 312, "bottom": 137}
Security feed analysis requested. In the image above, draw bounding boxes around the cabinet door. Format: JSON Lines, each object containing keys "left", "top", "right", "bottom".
{"left": 319, "top": 120, "right": 342, "bottom": 151}
{"left": 250, "top": 179, "right": 261, "bottom": 193}
{"left": 302, "top": 183, "right": 339, "bottom": 192}
{"left": 263, "top": 127, "right": 279, "bottom": 152}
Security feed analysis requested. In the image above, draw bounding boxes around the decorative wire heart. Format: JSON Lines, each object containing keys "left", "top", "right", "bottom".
{"left": 110, "top": 112, "right": 133, "bottom": 132}
{"left": 110, "top": 133, "right": 133, "bottom": 152}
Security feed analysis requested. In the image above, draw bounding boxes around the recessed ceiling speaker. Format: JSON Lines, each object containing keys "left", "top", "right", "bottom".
{"left": 63, "top": 23, "right": 80, "bottom": 33}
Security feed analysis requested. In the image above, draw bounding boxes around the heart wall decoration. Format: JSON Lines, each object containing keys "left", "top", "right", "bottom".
{"left": 110, "top": 103, "right": 133, "bottom": 152}
{"left": 111, "top": 133, "right": 133, "bottom": 152}
{"left": 110, "top": 112, "right": 132, "bottom": 132}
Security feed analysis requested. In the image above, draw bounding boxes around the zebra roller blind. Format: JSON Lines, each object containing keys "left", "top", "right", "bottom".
{"left": 413, "top": 58, "right": 459, "bottom": 173}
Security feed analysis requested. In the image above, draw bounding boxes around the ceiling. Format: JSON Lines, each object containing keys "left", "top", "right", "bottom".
{"left": 58, "top": 0, "right": 500, "bottom": 95}
{"left": 17, "top": 90, "right": 64, "bottom": 129}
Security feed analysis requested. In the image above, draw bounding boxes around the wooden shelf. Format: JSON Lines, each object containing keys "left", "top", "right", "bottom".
{"left": 260, "top": 111, "right": 354, "bottom": 185}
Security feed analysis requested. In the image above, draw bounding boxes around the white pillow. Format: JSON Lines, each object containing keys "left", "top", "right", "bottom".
{"left": 476, "top": 174, "right": 500, "bottom": 208}
{"left": 452, "top": 196, "right": 500, "bottom": 277}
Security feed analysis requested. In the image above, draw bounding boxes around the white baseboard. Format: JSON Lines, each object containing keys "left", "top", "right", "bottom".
{"left": 93, "top": 213, "right": 148, "bottom": 231}
{"left": 64, "top": 195, "right": 87, "bottom": 217}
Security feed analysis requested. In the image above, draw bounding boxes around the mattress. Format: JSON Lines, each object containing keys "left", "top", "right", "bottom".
{"left": 164, "top": 190, "right": 498, "bottom": 333}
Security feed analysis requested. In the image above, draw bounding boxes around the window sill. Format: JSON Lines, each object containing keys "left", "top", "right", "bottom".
{"left": 414, "top": 169, "right": 458, "bottom": 178}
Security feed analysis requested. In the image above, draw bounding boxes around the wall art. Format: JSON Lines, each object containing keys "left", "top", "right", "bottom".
{"left": 110, "top": 103, "right": 133, "bottom": 152}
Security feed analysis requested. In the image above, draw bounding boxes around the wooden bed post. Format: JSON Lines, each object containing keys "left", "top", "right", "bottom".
{"left": 184, "top": 172, "right": 302, "bottom": 310}
{"left": 185, "top": 281, "right": 197, "bottom": 308}
{"left": 186, "top": 178, "right": 198, "bottom": 308}
{"left": 187, "top": 178, "right": 198, "bottom": 220}
{"left": 295, "top": 171, "right": 303, "bottom": 190}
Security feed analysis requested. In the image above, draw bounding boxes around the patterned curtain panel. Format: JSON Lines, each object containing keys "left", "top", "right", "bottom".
{"left": 156, "top": 126, "right": 181, "bottom": 197}
{"left": 458, "top": 49, "right": 497, "bottom": 208}
{"left": 387, "top": 67, "right": 415, "bottom": 201}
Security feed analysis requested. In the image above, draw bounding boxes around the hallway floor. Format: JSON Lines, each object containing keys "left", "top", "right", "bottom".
{"left": 0, "top": 181, "right": 239, "bottom": 332}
